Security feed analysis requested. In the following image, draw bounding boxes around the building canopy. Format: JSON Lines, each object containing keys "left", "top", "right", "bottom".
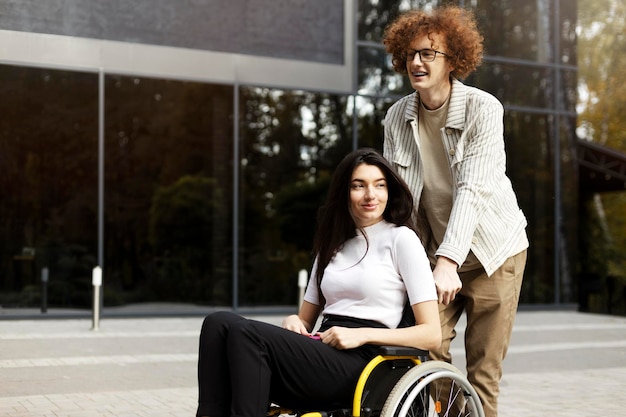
{"left": 579, "top": 140, "right": 626, "bottom": 193}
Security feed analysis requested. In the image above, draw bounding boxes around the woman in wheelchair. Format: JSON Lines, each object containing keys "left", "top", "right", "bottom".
{"left": 196, "top": 148, "right": 441, "bottom": 417}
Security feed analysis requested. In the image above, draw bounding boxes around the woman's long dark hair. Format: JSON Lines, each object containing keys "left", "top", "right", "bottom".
{"left": 312, "top": 148, "right": 417, "bottom": 302}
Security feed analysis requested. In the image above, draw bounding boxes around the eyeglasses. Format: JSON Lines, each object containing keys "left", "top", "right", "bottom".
{"left": 406, "top": 49, "right": 449, "bottom": 62}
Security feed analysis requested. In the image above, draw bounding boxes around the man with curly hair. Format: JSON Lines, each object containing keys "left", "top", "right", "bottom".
{"left": 382, "top": 5, "right": 529, "bottom": 417}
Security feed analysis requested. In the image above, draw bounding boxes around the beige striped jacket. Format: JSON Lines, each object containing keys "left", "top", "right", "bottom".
{"left": 383, "top": 78, "right": 528, "bottom": 276}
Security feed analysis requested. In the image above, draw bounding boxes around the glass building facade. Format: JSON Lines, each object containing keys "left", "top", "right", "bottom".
{"left": 0, "top": 0, "right": 579, "bottom": 312}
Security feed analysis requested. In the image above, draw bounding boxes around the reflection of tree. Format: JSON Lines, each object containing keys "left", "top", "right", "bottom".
{"left": 0, "top": 65, "right": 98, "bottom": 307}
{"left": 358, "top": 0, "right": 445, "bottom": 43}
{"left": 238, "top": 87, "right": 351, "bottom": 305}
{"left": 104, "top": 76, "right": 233, "bottom": 305}
{"left": 357, "top": 0, "right": 425, "bottom": 97}
{"left": 468, "top": 2, "right": 580, "bottom": 304}
{"left": 148, "top": 175, "right": 227, "bottom": 302}
{"left": 357, "top": 97, "right": 394, "bottom": 151}
{"left": 504, "top": 112, "right": 556, "bottom": 303}
{"left": 475, "top": 0, "right": 550, "bottom": 61}
{"left": 274, "top": 178, "right": 330, "bottom": 252}
{"left": 577, "top": 0, "right": 626, "bottom": 314}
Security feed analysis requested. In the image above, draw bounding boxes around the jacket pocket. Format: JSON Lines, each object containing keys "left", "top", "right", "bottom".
{"left": 393, "top": 150, "right": 414, "bottom": 168}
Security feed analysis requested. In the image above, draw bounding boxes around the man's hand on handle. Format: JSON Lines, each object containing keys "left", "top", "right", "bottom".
{"left": 433, "top": 256, "right": 462, "bottom": 305}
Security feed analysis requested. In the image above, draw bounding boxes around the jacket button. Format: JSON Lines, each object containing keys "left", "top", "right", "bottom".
{"left": 449, "top": 149, "right": 456, "bottom": 156}
{"left": 446, "top": 128, "right": 453, "bottom": 134}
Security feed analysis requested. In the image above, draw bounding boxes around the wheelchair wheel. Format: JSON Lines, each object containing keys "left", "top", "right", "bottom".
{"left": 380, "top": 361, "right": 485, "bottom": 417}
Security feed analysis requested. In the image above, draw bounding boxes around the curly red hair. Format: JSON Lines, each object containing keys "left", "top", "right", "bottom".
{"left": 383, "top": 5, "right": 484, "bottom": 80}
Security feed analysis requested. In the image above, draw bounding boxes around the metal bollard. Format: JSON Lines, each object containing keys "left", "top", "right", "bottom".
{"left": 298, "top": 269, "right": 308, "bottom": 308}
{"left": 91, "top": 266, "right": 102, "bottom": 331}
{"left": 41, "top": 267, "right": 49, "bottom": 313}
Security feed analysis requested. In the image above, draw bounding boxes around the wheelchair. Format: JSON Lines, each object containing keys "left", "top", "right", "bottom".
{"left": 269, "top": 345, "right": 485, "bottom": 417}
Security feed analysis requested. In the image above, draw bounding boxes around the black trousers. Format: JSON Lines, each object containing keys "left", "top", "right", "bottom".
{"left": 196, "top": 311, "right": 381, "bottom": 417}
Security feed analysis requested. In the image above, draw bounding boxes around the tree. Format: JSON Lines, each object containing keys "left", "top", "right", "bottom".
{"left": 577, "top": 0, "right": 626, "bottom": 314}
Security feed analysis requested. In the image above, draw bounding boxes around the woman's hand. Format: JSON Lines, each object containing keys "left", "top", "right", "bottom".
{"left": 282, "top": 301, "right": 322, "bottom": 336}
{"left": 282, "top": 314, "right": 311, "bottom": 336}
{"left": 319, "top": 327, "right": 365, "bottom": 350}
{"left": 316, "top": 300, "right": 442, "bottom": 351}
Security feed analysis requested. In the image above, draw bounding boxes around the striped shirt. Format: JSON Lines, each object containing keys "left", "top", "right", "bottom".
{"left": 383, "top": 78, "right": 528, "bottom": 276}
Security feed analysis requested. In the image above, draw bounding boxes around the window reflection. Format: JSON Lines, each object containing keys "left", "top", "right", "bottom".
{"left": 475, "top": 0, "right": 553, "bottom": 62}
{"left": 104, "top": 75, "right": 234, "bottom": 306}
{"left": 238, "top": 87, "right": 352, "bottom": 306}
{"left": 559, "top": 115, "right": 579, "bottom": 303}
{"left": 505, "top": 111, "right": 555, "bottom": 303}
{"left": 356, "top": 96, "right": 396, "bottom": 151}
{"left": 560, "top": 70, "right": 578, "bottom": 114}
{"left": 358, "top": 46, "right": 413, "bottom": 97}
{"left": 0, "top": 0, "right": 585, "bottom": 310}
{"left": 468, "top": 62, "right": 554, "bottom": 108}
{"left": 358, "top": 0, "right": 444, "bottom": 43}
{"left": 0, "top": 64, "right": 98, "bottom": 308}
{"left": 559, "top": 1, "right": 577, "bottom": 65}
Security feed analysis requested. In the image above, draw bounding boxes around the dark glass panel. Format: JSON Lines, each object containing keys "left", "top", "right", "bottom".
{"left": 504, "top": 111, "right": 555, "bottom": 303}
{"left": 358, "top": 46, "right": 413, "bottom": 97}
{"left": 582, "top": 191, "right": 626, "bottom": 315}
{"left": 238, "top": 87, "right": 352, "bottom": 306}
{"left": 560, "top": 69, "right": 578, "bottom": 114}
{"left": 467, "top": 62, "right": 554, "bottom": 109}
{"left": 0, "top": 64, "right": 98, "bottom": 308}
{"left": 476, "top": 0, "right": 555, "bottom": 63}
{"left": 104, "top": 75, "right": 233, "bottom": 306}
{"left": 356, "top": 96, "right": 396, "bottom": 151}
{"left": 559, "top": 0, "right": 577, "bottom": 66}
{"left": 358, "top": 0, "right": 451, "bottom": 43}
{"left": 558, "top": 115, "right": 579, "bottom": 303}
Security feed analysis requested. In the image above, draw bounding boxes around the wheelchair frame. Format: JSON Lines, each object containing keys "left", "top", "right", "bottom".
{"left": 272, "top": 346, "right": 485, "bottom": 417}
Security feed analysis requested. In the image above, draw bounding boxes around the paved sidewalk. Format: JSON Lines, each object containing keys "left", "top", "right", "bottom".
{"left": 0, "top": 308, "right": 625, "bottom": 416}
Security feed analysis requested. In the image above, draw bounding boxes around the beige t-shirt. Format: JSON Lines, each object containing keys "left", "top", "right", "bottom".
{"left": 418, "top": 98, "right": 481, "bottom": 272}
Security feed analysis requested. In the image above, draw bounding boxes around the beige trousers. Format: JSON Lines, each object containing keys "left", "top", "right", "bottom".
{"left": 429, "top": 250, "right": 527, "bottom": 417}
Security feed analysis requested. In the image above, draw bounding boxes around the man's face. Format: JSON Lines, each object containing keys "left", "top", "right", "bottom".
{"left": 405, "top": 33, "right": 454, "bottom": 95}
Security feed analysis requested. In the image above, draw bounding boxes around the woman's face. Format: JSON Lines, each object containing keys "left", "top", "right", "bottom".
{"left": 349, "top": 163, "right": 388, "bottom": 227}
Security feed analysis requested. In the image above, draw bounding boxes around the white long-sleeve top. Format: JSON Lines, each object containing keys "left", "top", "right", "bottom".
{"left": 303, "top": 220, "right": 437, "bottom": 329}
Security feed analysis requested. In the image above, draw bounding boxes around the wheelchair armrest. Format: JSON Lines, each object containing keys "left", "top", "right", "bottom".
{"left": 379, "top": 345, "right": 429, "bottom": 357}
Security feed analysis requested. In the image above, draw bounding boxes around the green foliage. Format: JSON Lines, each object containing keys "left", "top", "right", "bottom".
{"left": 273, "top": 177, "right": 331, "bottom": 252}
{"left": 578, "top": 0, "right": 626, "bottom": 149}
{"left": 147, "top": 175, "right": 228, "bottom": 302}
{"left": 149, "top": 176, "right": 223, "bottom": 250}
{"left": 577, "top": 0, "right": 626, "bottom": 315}
{"left": 236, "top": 87, "right": 352, "bottom": 305}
